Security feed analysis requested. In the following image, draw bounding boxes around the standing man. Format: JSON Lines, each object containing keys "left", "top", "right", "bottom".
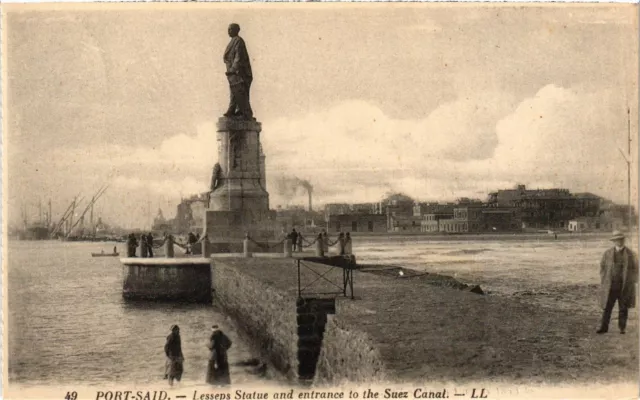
{"left": 223, "top": 23, "right": 253, "bottom": 119}
{"left": 290, "top": 229, "right": 299, "bottom": 252}
{"left": 140, "top": 234, "right": 148, "bottom": 258}
{"left": 597, "top": 231, "right": 638, "bottom": 334}
{"left": 206, "top": 325, "right": 233, "bottom": 386}
{"left": 147, "top": 232, "right": 154, "bottom": 258}
{"left": 164, "top": 325, "right": 184, "bottom": 386}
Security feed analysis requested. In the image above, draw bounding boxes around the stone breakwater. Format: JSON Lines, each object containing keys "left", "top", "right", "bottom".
{"left": 210, "top": 256, "right": 638, "bottom": 385}
{"left": 314, "top": 310, "right": 388, "bottom": 384}
{"left": 211, "top": 258, "right": 299, "bottom": 380}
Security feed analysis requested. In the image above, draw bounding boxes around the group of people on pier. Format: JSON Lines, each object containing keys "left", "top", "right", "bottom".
{"left": 125, "top": 232, "right": 207, "bottom": 258}
{"left": 164, "top": 324, "right": 233, "bottom": 387}
{"left": 286, "top": 229, "right": 353, "bottom": 256}
{"left": 126, "top": 232, "right": 178, "bottom": 258}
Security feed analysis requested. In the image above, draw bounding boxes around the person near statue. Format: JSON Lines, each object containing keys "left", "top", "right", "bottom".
{"left": 206, "top": 325, "right": 233, "bottom": 386}
{"left": 297, "top": 232, "right": 304, "bottom": 252}
{"left": 186, "top": 232, "right": 197, "bottom": 255}
{"left": 164, "top": 325, "right": 184, "bottom": 386}
{"left": 289, "top": 229, "right": 299, "bottom": 252}
{"left": 223, "top": 23, "right": 253, "bottom": 119}
{"left": 597, "top": 230, "right": 638, "bottom": 334}
{"left": 140, "top": 234, "right": 148, "bottom": 258}
{"left": 147, "top": 232, "right": 154, "bottom": 258}
{"left": 126, "top": 233, "right": 138, "bottom": 257}
{"left": 164, "top": 232, "right": 175, "bottom": 258}
{"left": 337, "top": 232, "right": 346, "bottom": 255}
{"left": 322, "top": 230, "right": 329, "bottom": 253}
{"left": 344, "top": 232, "right": 352, "bottom": 255}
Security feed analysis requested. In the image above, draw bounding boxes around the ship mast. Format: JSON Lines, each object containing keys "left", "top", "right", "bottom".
{"left": 627, "top": 107, "right": 632, "bottom": 229}
{"left": 66, "top": 185, "right": 108, "bottom": 238}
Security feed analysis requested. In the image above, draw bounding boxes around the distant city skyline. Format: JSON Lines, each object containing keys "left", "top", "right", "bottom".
{"left": 4, "top": 4, "right": 638, "bottom": 229}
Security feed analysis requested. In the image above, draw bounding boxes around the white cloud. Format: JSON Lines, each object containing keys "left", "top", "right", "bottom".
{"left": 262, "top": 85, "right": 635, "bottom": 204}
{"left": 42, "top": 84, "right": 636, "bottom": 224}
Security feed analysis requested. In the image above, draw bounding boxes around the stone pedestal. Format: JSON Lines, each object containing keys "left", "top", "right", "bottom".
{"left": 205, "top": 117, "right": 277, "bottom": 246}
{"left": 209, "top": 117, "right": 269, "bottom": 216}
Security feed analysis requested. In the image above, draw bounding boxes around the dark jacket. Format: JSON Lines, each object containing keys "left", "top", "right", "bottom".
{"left": 208, "top": 331, "right": 232, "bottom": 365}
{"left": 165, "top": 332, "right": 183, "bottom": 360}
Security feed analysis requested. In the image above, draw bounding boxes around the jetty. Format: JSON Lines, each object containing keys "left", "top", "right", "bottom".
{"left": 120, "top": 257, "right": 213, "bottom": 302}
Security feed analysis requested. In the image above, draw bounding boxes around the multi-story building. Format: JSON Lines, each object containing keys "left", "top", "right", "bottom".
{"left": 172, "top": 193, "right": 208, "bottom": 233}
{"left": 384, "top": 194, "right": 416, "bottom": 231}
{"left": 436, "top": 205, "right": 521, "bottom": 233}
{"left": 421, "top": 211, "right": 455, "bottom": 232}
{"left": 324, "top": 203, "right": 352, "bottom": 223}
{"left": 327, "top": 214, "right": 387, "bottom": 233}
{"left": 488, "top": 185, "right": 580, "bottom": 229}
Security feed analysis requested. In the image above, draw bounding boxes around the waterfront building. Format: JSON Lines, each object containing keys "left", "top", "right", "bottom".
{"left": 568, "top": 216, "right": 625, "bottom": 232}
{"left": 488, "top": 184, "right": 586, "bottom": 229}
{"left": 436, "top": 205, "right": 521, "bottom": 233}
{"left": 388, "top": 215, "right": 423, "bottom": 232}
{"left": 173, "top": 193, "right": 208, "bottom": 233}
{"left": 421, "top": 211, "right": 455, "bottom": 232}
{"left": 327, "top": 213, "right": 387, "bottom": 233}
{"left": 324, "top": 203, "right": 352, "bottom": 223}
{"left": 383, "top": 194, "right": 415, "bottom": 231}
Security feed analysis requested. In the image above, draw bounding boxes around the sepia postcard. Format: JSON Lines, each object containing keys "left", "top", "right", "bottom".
{"left": 2, "top": 2, "right": 639, "bottom": 400}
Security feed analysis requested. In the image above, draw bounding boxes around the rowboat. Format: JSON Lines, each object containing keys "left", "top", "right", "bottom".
{"left": 92, "top": 246, "right": 119, "bottom": 257}
{"left": 92, "top": 252, "right": 119, "bottom": 257}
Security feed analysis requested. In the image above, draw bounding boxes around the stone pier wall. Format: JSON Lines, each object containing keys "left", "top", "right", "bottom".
{"left": 211, "top": 259, "right": 299, "bottom": 380}
{"left": 121, "top": 259, "right": 212, "bottom": 302}
{"left": 313, "top": 313, "right": 388, "bottom": 385}
{"left": 210, "top": 257, "right": 390, "bottom": 385}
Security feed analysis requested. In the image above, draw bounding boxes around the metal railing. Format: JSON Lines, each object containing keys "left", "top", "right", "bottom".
{"left": 296, "top": 257, "right": 355, "bottom": 299}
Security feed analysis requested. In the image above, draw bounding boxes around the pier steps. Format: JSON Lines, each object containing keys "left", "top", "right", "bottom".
{"left": 296, "top": 297, "right": 336, "bottom": 383}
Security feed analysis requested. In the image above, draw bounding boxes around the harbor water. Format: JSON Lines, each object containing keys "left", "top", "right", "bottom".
{"left": 8, "top": 235, "right": 637, "bottom": 384}
{"left": 7, "top": 240, "right": 268, "bottom": 386}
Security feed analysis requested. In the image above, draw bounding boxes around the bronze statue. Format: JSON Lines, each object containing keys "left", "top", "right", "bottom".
{"left": 223, "top": 23, "right": 253, "bottom": 119}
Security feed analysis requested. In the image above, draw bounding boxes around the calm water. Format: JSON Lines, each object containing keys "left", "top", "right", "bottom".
{"left": 8, "top": 241, "right": 267, "bottom": 386}
{"left": 8, "top": 235, "right": 637, "bottom": 384}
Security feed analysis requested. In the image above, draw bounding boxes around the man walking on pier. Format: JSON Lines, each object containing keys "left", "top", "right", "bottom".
{"left": 597, "top": 231, "right": 638, "bottom": 334}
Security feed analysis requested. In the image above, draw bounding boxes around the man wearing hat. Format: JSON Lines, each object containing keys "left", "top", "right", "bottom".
{"left": 597, "top": 231, "right": 638, "bottom": 334}
{"left": 206, "top": 324, "right": 232, "bottom": 385}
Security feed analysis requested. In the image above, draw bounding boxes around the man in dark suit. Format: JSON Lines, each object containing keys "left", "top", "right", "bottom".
{"left": 597, "top": 230, "right": 638, "bottom": 334}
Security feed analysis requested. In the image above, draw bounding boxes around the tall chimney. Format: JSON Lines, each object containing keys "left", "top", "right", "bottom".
{"left": 308, "top": 188, "right": 313, "bottom": 212}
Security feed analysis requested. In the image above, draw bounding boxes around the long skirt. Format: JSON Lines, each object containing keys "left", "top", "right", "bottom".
{"left": 206, "top": 360, "right": 230, "bottom": 386}
{"left": 166, "top": 358, "right": 184, "bottom": 381}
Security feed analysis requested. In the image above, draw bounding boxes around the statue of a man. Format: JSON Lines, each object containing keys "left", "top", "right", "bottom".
{"left": 223, "top": 23, "right": 253, "bottom": 119}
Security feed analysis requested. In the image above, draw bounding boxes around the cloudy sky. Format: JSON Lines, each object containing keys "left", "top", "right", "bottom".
{"left": 4, "top": 3, "right": 638, "bottom": 229}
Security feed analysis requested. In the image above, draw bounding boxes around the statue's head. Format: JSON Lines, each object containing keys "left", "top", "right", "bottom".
{"left": 228, "top": 23, "right": 240, "bottom": 37}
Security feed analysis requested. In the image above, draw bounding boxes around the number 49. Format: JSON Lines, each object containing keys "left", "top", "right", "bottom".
{"left": 65, "top": 392, "right": 78, "bottom": 400}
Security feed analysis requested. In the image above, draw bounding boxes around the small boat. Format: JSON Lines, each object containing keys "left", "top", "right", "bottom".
{"left": 91, "top": 247, "right": 119, "bottom": 257}
{"left": 92, "top": 252, "right": 119, "bottom": 257}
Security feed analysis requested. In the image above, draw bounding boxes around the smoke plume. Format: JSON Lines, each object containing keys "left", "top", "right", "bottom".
{"left": 274, "top": 176, "right": 313, "bottom": 199}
